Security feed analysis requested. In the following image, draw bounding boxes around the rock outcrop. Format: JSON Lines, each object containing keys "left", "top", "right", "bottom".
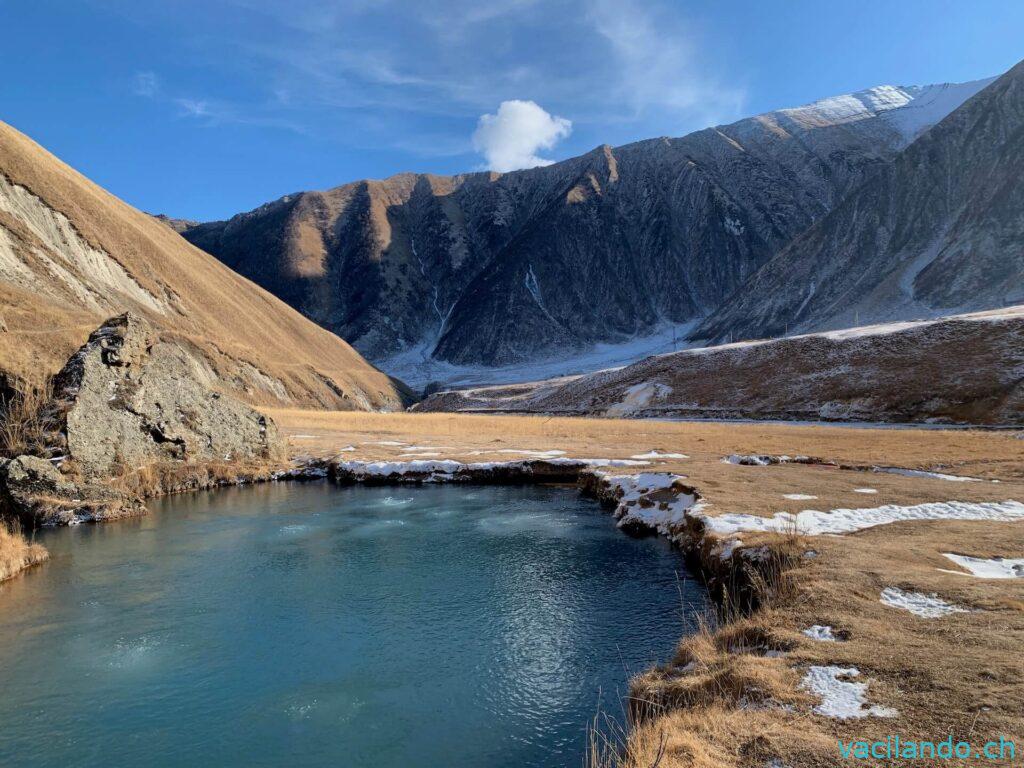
{"left": 0, "top": 455, "right": 144, "bottom": 527}
{"left": 0, "top": 313, "right": 290, "bottom": 526}
{"left": 49, "top": 313, "right": 285, "bottom": 477}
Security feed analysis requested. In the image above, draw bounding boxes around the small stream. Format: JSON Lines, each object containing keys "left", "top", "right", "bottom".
{"left": 0, "top": 482, "right": 707, "bottom": 768}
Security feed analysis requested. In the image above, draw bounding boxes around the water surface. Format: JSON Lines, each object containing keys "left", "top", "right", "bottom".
{"left": 0, "top": 482, "right": 706, "bottom": 768}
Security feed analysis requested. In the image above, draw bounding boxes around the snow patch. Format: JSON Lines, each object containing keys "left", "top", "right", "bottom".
{"left": 853, "top": 488, "right": 877, "bottom": 494}
{"left": 630, "top": 451, "right": 688, "bottom": 460}
{"left": 940, "top": 553, "right": 1024, "bottom": 579}
{"left": 783, "top": 494, "right": 818, "bottom": 501}
{"left": 722, "top": 454, "right": 809, "bottom": 466}
{"left": 879, "top": 587, "right": 968, "bottom": 618}
{"left": 800, "top": 666, "right": 897, "bottom": 719}
{"left": 607, "top": 381, "right": 673, "bottom": 416}
{"left": 594, "top": 471, "right": 702, "bottom": 537}
{"left": 802, "top": 625, "right": 838, "bottom": 642}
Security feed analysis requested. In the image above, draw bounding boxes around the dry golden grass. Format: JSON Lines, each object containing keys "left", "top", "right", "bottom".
{"left": 267, "top": 409, "right": 1024, "bottom": 515}
{"left": 104, "top": 457, "right": 281, "bottom": 499}
{"left": 0, "top": 521, "right": 47, "bottom": 582}
{"left": 270, "top": 409, "right": 1024, "bottom": 768}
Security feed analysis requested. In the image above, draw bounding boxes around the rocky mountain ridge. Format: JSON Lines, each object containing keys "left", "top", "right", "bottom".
{"left": 696, "top": 60, "right": 1024, "bottom": 342}
{"left": 180, "top": 76, "right": 993, "bottom": 379}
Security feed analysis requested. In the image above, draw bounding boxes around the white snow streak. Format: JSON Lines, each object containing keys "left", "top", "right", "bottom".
{"left": 879, "top": 587, "right": 968, "bottom": 618}
{"left": 697, "top": 500, "right": 1024, "bottom": 536}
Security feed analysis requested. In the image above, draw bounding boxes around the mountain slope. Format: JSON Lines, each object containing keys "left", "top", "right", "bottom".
{"left": 0, "top": 121, "right": 411, "bottom": 410}
{"left": 182, "top": 78, "right": 991, "bottom": 378}
{"left": 696, "top": 61, "right": 1024, "bottom": 342}
{"left": 415, "top": 306, "right": 1024, "bottom": 426}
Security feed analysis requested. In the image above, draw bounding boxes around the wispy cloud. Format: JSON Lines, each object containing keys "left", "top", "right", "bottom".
{"left": 106, "top": 0, "right": 744, "bottom": 159}
{"left": 175, "top": 98, "right": 211, "bottom": 118}
{"left": 131, "top": 70, "right": 160, "bottom": 97}
{"left": 585, "top": 0, "right": 745, "bottom": 126}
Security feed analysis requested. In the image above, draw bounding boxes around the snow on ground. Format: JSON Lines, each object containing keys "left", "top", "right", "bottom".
{"left": 334, "top": 457, "right": 652, "bottom": 481}
{"left": 853, "top": 488, "right": 878, "bottom": 494}
{"left": 400, "top": 452, "right": 441, "bottom": 457}
{"left": 722, "top": 454, "right": 809, "bottom": 466}
{"left": 873, "top": 466, "right": 981, "bottom": 482}
{"left": 879, "top": 587, "right": 968, "bottom": 618}
{"left": 800, "top": 666, "right": 897, "bottom": 719}
{"left": 784, "top": 494, "right": 818, "bottom": 501}
{"left": 594, "top": 472, "right": 702, "bottom": 536}
{"left": 630, "top": 451, "right": 688, "bottom": 459}
{"left": 697, "top": 500, "right": 1024, "bottom": 536}
{"left": 802, "top": 625, "right": 838, "bottom": 642}
{"left": 940, "top": 553, "right": 1024, "bottom": 579}
{"left": 365, "top": 440, "right": 406, "bottom": 446}
{"left": 376, "top": 320, "right": 701, "bottom": 389}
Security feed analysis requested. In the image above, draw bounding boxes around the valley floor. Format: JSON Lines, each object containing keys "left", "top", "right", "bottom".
{"left": 268, "top": 409, "right": 1024, "bottom": 767}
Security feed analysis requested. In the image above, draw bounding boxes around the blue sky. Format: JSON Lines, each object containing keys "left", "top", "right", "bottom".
{"left": 2, "top": 0, "right": 1021, "bottom": 221}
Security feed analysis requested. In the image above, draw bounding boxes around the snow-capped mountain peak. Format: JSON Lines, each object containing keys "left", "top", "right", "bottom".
{"left": 774, "top": 77, "right": 995, "bottom": 145}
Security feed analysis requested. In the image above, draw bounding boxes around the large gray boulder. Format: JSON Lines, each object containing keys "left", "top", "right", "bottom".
{"left": 50, "top": 312, "right": 286, "bottom": 477}
{"left": 0, "top": 455, "right": 144, "bottom": 527}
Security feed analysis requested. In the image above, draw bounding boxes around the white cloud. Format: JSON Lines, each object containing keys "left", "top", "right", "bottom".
{"left": 132, "top": 71, "right": 159, "bottom": 97}
{"left": 472, "top": 100, "right": 572, "bottom": 172}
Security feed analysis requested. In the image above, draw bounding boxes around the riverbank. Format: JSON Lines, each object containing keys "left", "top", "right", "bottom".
{"left": 267, "top": 410, "right": 1024, "bottom": 768}
{"left": 3, "top": 409, "right": 1022, "bottom": 767}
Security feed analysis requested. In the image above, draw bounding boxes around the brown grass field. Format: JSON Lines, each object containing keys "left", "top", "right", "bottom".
{"left": 269, "top": 409, "right": 1024, "bottom": 767}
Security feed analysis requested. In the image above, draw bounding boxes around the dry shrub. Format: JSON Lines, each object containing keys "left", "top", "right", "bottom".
{"left": 0, "top": 376, "right": 55, "bottom": 458}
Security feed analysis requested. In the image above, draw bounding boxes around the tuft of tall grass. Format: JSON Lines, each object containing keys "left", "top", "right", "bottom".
{"left": 0, "top": 519, "right": 48, "bottom": 582}
{"left": 0, "top": 376, "right": 55, "bottom": 459}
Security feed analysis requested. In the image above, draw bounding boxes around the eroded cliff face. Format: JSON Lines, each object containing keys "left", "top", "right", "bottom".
{"left": 0, "top": 120, "right": 412, "bottom": 410}
{"left": 184, "top": 80, "right": 991, "bottom": 371}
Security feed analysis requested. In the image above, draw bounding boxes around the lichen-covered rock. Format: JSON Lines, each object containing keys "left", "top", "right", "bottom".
{"left": 0, "top": 455, "right": 144, "bottom": 527}
{"left": 49, "top": 313, "right": 286, "bottom": 477}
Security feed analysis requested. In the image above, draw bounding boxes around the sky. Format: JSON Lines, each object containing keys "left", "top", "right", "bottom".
{"left": 2, "top": 1, "right": 1022, "bottom": 221}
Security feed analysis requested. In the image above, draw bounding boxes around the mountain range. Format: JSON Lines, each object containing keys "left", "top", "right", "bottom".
{"left": 175, "top": 74, "right": 1008, "bottom": 387}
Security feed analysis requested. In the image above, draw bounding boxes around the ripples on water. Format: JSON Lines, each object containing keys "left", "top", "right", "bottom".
{"left": 0, "top": 482, "right": 707, "bottom": 768}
